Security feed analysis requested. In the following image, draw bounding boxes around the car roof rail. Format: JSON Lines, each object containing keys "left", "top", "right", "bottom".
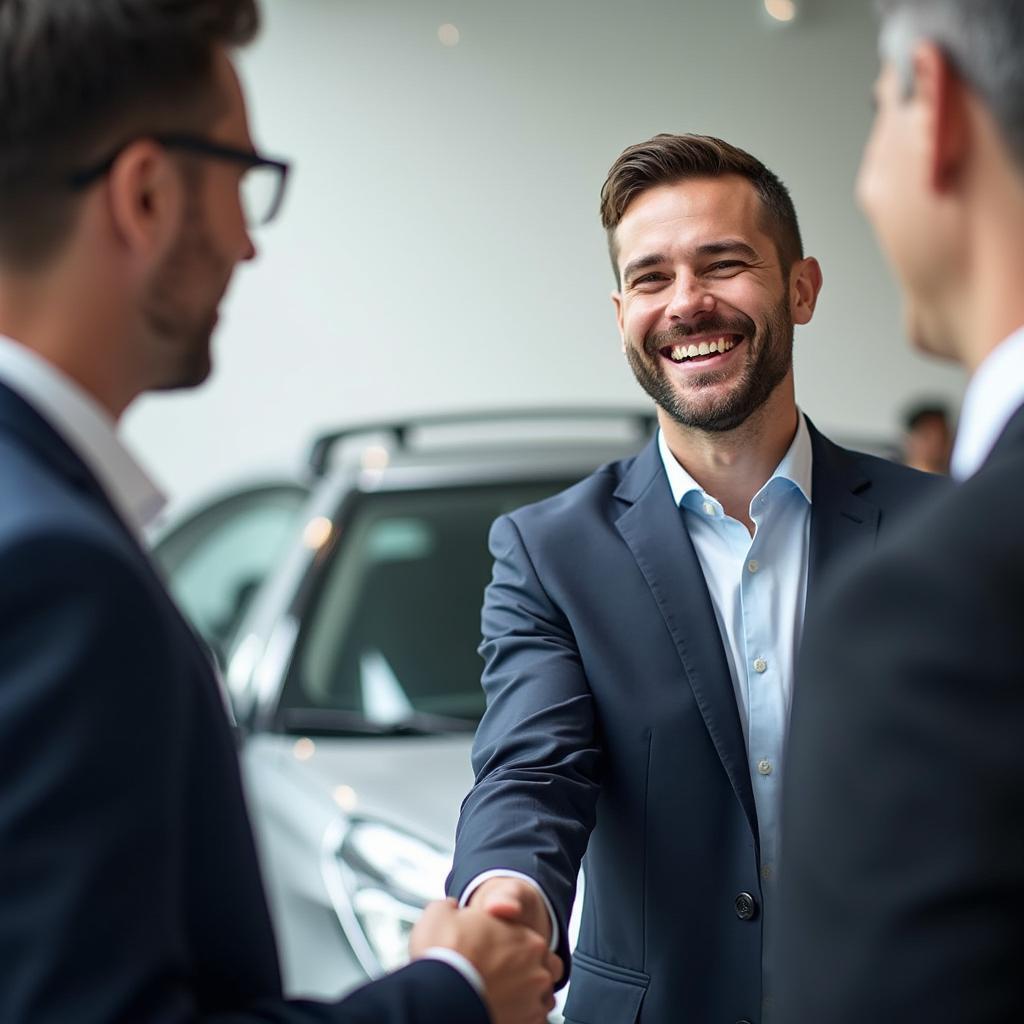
{"left": 306, "top": 407, "right": 658, "bottom": 477}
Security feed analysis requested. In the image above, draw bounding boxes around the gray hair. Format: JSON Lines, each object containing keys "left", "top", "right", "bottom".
{"left": 877, "top": 0, "right": 1024, "bottom": 170}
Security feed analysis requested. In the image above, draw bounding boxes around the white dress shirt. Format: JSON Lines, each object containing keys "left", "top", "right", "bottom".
{"left": 951, "top": 325, "right": 1024, "bottom": 481}
{"left": 0, "top": 335, "right": 165, "bottom": 535}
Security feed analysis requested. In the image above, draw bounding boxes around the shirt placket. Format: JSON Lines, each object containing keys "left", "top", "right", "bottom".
{"left": 742, "top": 491, "right": 784, "bottom": 882}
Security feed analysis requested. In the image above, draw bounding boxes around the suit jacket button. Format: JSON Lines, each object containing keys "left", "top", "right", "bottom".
{"left": 734, "top": 892, "right": 758, "bottom": 920}
{"left": 736, "top": 1019, "right": 754, "bottom": 1024}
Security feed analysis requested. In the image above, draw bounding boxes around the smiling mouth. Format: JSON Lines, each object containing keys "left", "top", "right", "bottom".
{"left": 659, "top": 334, "right": 744, "bottom": 364}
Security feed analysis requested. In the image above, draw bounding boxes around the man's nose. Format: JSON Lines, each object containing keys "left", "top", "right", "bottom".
{"left": 665, "top": 275, "right": 715, "bottom": 322}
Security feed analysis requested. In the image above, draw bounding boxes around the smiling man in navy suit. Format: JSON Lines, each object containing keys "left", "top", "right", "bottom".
{"left": 447, "top": 134, "right": 938, "bottom": 1024}
{"left": 0, "top": 3, "right": 560, "bottom": 1023}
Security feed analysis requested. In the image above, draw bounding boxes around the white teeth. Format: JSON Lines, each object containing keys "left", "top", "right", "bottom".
{"left": 667, "top": 337, "right": 738, "bottom": 362}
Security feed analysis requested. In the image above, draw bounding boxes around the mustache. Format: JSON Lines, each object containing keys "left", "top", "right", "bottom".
{"left": 645, "top": 313, "right": 756, "bottom": 357}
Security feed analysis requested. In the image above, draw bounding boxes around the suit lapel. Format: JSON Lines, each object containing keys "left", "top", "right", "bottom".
{"left": 0, "top": 381, "right": 219, "bottom": 683}
{"left": 0, "top": 381, "right": 119, "bottom": 512}
{"left": 979, "top": 400, "right": 1024, "bottom": 470}
{"left": 613, "top": 438, "right": 758, "bottom": 839}
{"left": 806, "top": 420, "right": 881, "bottom": 605}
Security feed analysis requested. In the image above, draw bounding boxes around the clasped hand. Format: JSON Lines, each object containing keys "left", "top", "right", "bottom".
{"left": 411, "top": 885, "right": 562, "bottom": 1024}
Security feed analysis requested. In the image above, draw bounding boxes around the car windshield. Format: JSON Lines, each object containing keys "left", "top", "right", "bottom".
{"left": 280, "top": 481, "right": 575, "bottom": 734}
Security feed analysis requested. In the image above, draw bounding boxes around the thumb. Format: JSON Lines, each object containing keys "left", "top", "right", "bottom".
{"left": 481, "top": 894, "right": 524, "bottom": 921}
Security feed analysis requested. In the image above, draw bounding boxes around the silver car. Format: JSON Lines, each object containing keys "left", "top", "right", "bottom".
{"left": 152, "top": 410, "right": 654, "bottom": 1013}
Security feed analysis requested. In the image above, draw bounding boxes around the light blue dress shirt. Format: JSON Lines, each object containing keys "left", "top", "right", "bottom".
{"left": 658, "top": 413, "right": 813, "bottom": 1012}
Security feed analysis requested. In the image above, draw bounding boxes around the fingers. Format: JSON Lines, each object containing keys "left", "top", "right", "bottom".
{"left": 422, "top": 909, "right": 558, "bottom": 1024}
{"left": 480, "top": 894, "right": 524, "bottom": 922}
{"left": 470, "top": 878, "right": 551, "bottom": 943}
{"left": 408, "top": 898, "right": 460, "bottom": 957}
{"left": 546, "top": 951, "right": 564, "bottom": 984}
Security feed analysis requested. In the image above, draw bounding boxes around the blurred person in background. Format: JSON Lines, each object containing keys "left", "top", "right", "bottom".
{"left": 0, "top": 2, "right": 559, "bottom": 1022}
{"left": 447, "top": 133, "right": 936, "bottom": 1024}
{"left": 902, "top": 400, "right": 953, "bottom": 473}
{"left": 777, "top": 1, "right": 1024, "bottom": 1020}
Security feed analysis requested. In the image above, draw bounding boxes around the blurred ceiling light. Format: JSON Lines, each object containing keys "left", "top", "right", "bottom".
{"left": 293, "top": 737, "right": 316, "bottom": 761}
{"left": 438, "top": 23, "right": 460, "bottom": 47}
{"left": 764, "top": 0, "right": 797, "bottom": 22}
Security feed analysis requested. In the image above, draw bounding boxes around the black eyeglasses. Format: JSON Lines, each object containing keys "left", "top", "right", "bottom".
{"left": 69, "top": 133, "right": 291, "bottom": 228}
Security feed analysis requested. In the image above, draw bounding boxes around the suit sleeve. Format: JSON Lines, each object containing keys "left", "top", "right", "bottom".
{"left": 447, "top": 513, "right": 603, "bottom": 976}
{"left": 224, "top": 961, "right": 489, "bottom": 1024}
{"left": 0, "top": 529, "right": 486, "bottom": 1024}
{"left": 774, "top": 518, "right": 1024, "bottom": 1023}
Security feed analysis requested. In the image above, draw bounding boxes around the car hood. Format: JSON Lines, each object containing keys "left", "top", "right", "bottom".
{"left": 249, "top": 732, "right": 476, "bottom": 851}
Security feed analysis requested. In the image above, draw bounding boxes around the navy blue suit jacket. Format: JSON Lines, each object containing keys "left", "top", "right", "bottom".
{"left": 0, "top": 382, "right": 487, "bottom": 1024}
{"left": 448, "top": 421, "right": 938, "bottom": 1024}
{"left": 775, "top": 405, "right": 1024, "bottom": 1023}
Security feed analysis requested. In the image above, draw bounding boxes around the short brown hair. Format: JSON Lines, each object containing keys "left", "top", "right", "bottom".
{"left": 0, "top": 0, "right": 259, "bottom": 270}
{"left": 600, "top": 133, "right": 804, "bottom": 283}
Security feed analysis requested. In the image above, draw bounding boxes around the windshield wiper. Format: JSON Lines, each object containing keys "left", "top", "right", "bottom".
{"left": 279, "top": 707, "right": 479, "bottom": 737}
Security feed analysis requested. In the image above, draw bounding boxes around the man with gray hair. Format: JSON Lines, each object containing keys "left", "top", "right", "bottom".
{"left": 776, "top": 1, "right": 1024, "bottom": 1020}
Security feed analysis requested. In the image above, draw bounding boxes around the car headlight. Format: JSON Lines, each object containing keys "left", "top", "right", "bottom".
{"left": 321, "top": 817, "right": 451, "bottom": 976}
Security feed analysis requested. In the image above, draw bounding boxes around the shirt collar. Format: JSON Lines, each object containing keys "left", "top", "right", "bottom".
{"left": 951, "top": 325, "right": 1024, "bottom": 481}
{"left": 0, "top": 335, "right": 166, "bottom": 535}
{"left": 658, "top": 411, "right": 814, "bottom": 509}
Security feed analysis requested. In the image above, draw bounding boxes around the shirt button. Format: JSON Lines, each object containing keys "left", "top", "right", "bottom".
{"left": 702, "top": 501, "right": 715, "bottom": 516}
{"left": 753, "top": 657, "right": 767, "bottom": 673}
{"left": 747, "top": 559, "right": 759, "bottom": 573}
{"left": 757, "top": 759, "right": 773, "bottom": 776}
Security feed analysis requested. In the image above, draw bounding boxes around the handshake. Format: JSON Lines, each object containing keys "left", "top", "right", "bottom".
{"left": 411, "top": 878, "right": 559, "bottom": 1024}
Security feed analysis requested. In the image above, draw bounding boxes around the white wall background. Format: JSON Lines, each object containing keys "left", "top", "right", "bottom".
{"left": 124, "top": 0, "right": 966, "bottom": 511}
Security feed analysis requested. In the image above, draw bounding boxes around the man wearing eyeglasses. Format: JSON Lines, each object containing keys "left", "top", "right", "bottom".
{"left": 0, "top": 3, "right": 559, "bottom": 1023}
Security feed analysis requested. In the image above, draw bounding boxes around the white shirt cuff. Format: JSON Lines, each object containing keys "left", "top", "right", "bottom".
{"left": 420, "top": 947, "right": 485, "bottom": 1000}
{"left": 459, "top": 868, "right": 560, "bottom": 951}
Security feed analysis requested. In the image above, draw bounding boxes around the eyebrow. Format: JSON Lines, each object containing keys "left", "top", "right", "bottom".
{"left": 695, "top": 240, "right": 761, "bottom": 262}
{"left": 621, "top": 253, "right": 668, "bottom": 284}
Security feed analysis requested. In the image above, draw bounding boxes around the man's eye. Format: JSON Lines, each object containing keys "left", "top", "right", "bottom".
{"left": 632, "top": 273, "right": 668, "bottom": 287}
{"left": 706, "top": 261, "right": 744, "bottom": 274}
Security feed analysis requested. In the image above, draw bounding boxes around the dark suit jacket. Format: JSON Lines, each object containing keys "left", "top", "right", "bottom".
{"left": 774, "top": 405, "right": 1024, "bottom": 1023}
{"left": 0, "top": 382, "right": 487, "bottom": 1024}
{"left": 447, "top": 420, "right": 936, "bottom": 1024}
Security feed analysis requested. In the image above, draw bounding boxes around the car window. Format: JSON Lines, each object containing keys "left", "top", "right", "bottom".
{"left": 153, "top": 485, "right": 308, "bottom": 663}
{"left": 283, "top": 482, "right": 575, "bottom": 729}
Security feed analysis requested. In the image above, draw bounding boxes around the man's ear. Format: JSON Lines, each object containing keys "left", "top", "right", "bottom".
{"left": 611, "top": 290, "right": 626, "bottom": 351}
{"left": 105, "top": 140, "right": 185, "bottom": 262}
{"left": 790, "top": 256, "right": 823, "bottom": 326}
{"left": 912, "top": 41, "right": 969, "bottom": 193}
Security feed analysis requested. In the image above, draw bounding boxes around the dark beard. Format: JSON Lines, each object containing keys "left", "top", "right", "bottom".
{"left": 625, "top": 299, "right": 794, "bottom": 433}
{"left": 144, "top": 184, "right": 220, "bottom": 390}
